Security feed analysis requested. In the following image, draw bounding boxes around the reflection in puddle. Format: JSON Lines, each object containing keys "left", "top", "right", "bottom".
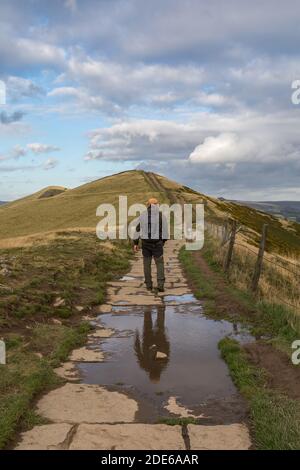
{"left": 134, "top": 308, "right": 170, "bottom": 382}
{"left": 78, "top": 302, "right": 253, "bottom": 420}
{"left": 164, "top": 294, "right": 199, "bottom": 304}
{"left": 120, "top": 275, "right": 138, "bottom": 281}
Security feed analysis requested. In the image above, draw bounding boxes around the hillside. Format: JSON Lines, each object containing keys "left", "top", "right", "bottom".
{"left": 228, "top": 200, "right": 300, "bottom": 222}
{"left": 0, "top": 170, "right": 299, "bottom": 255}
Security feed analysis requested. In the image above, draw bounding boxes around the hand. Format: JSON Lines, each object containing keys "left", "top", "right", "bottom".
{"left": 133, "top": 244, "right": 139, "bottom": 253}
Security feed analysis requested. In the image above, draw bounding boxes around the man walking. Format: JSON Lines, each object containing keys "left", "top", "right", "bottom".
{"left": 133, "top": 198, "right": 168, "bottom": 292}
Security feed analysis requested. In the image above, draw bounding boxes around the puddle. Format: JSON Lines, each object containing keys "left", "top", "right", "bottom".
{"left": 120, "top": 275, "right": 137, "bottom": 281}
{"left": 78, "top": 300, "right": 254, "bottom": 422}
{"left": 164, "top": 294, "right": 199, "bottom": 304}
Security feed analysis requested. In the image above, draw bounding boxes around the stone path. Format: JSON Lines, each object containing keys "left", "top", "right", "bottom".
{"left": 15, "top": 240, "right": 251, "bottom": 450}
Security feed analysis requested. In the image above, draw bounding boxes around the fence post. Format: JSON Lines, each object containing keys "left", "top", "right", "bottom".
{"left": 251, "top": 224, "right": 268, "bottom": 293}
{"left": 223, "top": 219, "right": 237, "bottom": 273}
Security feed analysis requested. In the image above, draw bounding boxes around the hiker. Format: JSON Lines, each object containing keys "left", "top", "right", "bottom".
{"left": 133, "top": 198, "right": 168, "bottom": 292}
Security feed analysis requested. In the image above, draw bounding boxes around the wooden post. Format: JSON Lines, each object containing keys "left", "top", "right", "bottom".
{"left": 223, "top": 219, "right": 237, "bottom": 273}
{"left": 251, "top": 224, "right": 268, "bottom": 293}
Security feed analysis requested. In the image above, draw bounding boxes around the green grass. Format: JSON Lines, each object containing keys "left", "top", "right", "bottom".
{"left": 219, "top": 338, "right": 300, "bottom": 450}
{"left": 179, "top": 248, "right": 216, "bottom": 300}
{"left": 0, "top": 353, "right": 59, "bottom": 449}
{"left": 0, "top": 321, "right": 92, "bottom": 449}
{"left": 0, "top": 233, "right": 133, "bottom": 448}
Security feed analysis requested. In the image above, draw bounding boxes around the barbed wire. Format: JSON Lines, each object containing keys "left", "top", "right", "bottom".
{"left": 206, "top": 224, "right": 299, "bottom": 277}
{"left": 206, "top": 225, "right": 299, "bottom": 312}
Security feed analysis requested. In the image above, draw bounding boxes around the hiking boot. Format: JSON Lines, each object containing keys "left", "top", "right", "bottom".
{"left": 146, "top": 285, "right": 153, "bottom": 292}
{"left": 158, "top": 286, "right": 165, "bottom": 292}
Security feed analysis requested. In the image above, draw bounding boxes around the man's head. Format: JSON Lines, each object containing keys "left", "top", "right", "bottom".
{"left": 147, "top": 197, "right": 158, "bottom": 206}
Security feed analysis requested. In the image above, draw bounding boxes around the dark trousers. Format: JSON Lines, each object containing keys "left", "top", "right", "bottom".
{"left": 142, "top": 241, "right": 165, "bottom": 289}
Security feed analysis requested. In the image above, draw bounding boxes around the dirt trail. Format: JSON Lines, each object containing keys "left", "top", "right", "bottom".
{"left": 15, "top": 241, "right": 251, "bottom": 450}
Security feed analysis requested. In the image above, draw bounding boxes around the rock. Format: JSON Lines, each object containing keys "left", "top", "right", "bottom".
{"left": 187, "top": 423, "right": 251, "bottom": 450}
{"left": 54, "top": 362, "right": 79, "bottom": 381}
{"left": 75, "top": 306, "right": 84, "bottom": 312}
{"left": 69, "top": 347, "right": 104, "bottom": 362}
{"left": 155, "top": 351, "right": 167, "bottom": 360}
{"left": 69, "top": 424, "right": 185, "bottom": 450}
{"left": 88, "top": 328, "right": 114, "bottom": 340}
{"left": 0, "top": 267, "right": 10, "bottom": 276}
{"left": 97, "top": 304, "right": 112, "bottom": 313}
{"left": 15, "top": 423, "right": 73, "bottom": 450}
{"left": 52, "top": 319, "right": 62, "bottom": 325}
{"left": 149, "top": 344, "right": 157, "bottom": 360}
{"left": 82, "top": 315, "right": 94, "bottom": 321}
{"left": 164, "top": 397, "right": 204, "bottom": 418}
{"left": 53, "top": 297, "right": 65, "bottom": 308}
{"left": 36, "top": 383, "right": 138, "bottom": 423}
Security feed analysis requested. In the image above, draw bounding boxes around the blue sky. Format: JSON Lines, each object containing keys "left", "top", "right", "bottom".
{"left": 1, "top": 0, "right": 300, "bottom": 201}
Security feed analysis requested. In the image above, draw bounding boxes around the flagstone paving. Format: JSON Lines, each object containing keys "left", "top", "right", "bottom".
{"left": 15, "top": 240, "right": 251, "bottom": 450}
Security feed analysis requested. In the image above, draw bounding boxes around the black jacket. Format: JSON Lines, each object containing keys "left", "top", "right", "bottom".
{"left": 133, "top": 206, "right": 168, "bottom": 246}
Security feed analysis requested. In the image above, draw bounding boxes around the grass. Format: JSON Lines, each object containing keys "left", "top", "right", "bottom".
{"left": 0, "top": 232, "right": 132, "bottom": 448}
{"left": 0, "top": 171, "right": 162, "bottom": 239}
{"left": 178, "top": 247, "right": 217, "bottom": 318}
{"left": 219, "top": 338, "right": 300, "bottom": 450}
{"left": 0, "top": 232, "right": 131, "bottom": 326}
{"left": 0, "top": 321, "right": 92, "bottom": 449}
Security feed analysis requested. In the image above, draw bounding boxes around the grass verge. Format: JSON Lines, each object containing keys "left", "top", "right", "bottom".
{"left": 0, "top": 322, "right": 91, "bottom": 449}
{"left": 219, "top": 337, "right": 300, "bottom": 450}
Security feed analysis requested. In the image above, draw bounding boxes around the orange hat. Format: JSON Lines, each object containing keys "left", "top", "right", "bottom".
{"left": 148, "top": 197, "right": 158, "bottom": 206}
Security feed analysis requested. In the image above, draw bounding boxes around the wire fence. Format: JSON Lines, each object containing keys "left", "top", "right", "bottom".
{"left": 205, "top": 220, "right": 300, "bottom": 314}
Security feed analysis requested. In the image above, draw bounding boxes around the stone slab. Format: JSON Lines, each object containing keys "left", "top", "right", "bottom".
{"left": 69, "top": 424, "right": 185, "bottom": 450}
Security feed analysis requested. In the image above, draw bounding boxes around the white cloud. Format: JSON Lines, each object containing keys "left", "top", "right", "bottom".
{"left": 43, "top": 158, "right": 58, "bottom": 170}
{"left": 189, "top": 133, "right": 254, "bottom": 164}
{"left": 12, "top": 144, "right": 27, "bottom": 158}
{"left": 6, "top": 76, "right": 44, "bottom": 101}
{"left": 27, "top": 143, "right": 60, "bottom": 154}
{"left": 47, "top": 54, "right": 205, "bottom": 113}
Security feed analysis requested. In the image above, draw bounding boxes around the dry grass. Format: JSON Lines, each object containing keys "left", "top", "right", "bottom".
{"left": 0, "top": 227, "right": 96, "bottom": 249}
{"left": 0, "top": 171, "right": 159, "bottom": 239}
{"left": 206, "top": 224, "right": 300, "bottom": 318}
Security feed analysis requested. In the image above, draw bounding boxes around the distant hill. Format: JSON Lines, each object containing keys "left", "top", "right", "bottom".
{"left": 230, "top": 200, "right": 300, "bottom": 223}
{"left": 0, "top": 201, "right": 7, "bottom": 205}
{"left": 0, "top": 170, "right": 299, "bottom": 255}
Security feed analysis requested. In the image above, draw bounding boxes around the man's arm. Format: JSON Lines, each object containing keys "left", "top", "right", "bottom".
{"left": 133, "top": 221, "right": 141, "bottom": 251}
{"left": 133, "top": 221, "right": 140, "bottom": 245}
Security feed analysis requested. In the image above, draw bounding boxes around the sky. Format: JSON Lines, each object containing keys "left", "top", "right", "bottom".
{"left": 1, "top": 0, "right": 300, "bottom": 201}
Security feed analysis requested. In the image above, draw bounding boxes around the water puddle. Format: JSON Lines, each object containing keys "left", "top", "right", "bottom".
{"left": 164, "top": 294, "right": 199, "bottom": 304}
{"left": 78, "top": 295, "right": 254, "bottom": 422}
{"left": 120, "top": 275, "right": 138, "bottom": 281}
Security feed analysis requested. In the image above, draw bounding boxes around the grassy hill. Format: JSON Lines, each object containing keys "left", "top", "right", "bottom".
{"left": 0, "top": 170, "right": 299, "bottom": 449}
{"left": 230, "top": 200, "right": 300, "bottom": 223}
{"left": 0, "top": 170, "right": 299, "bottom": 255}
